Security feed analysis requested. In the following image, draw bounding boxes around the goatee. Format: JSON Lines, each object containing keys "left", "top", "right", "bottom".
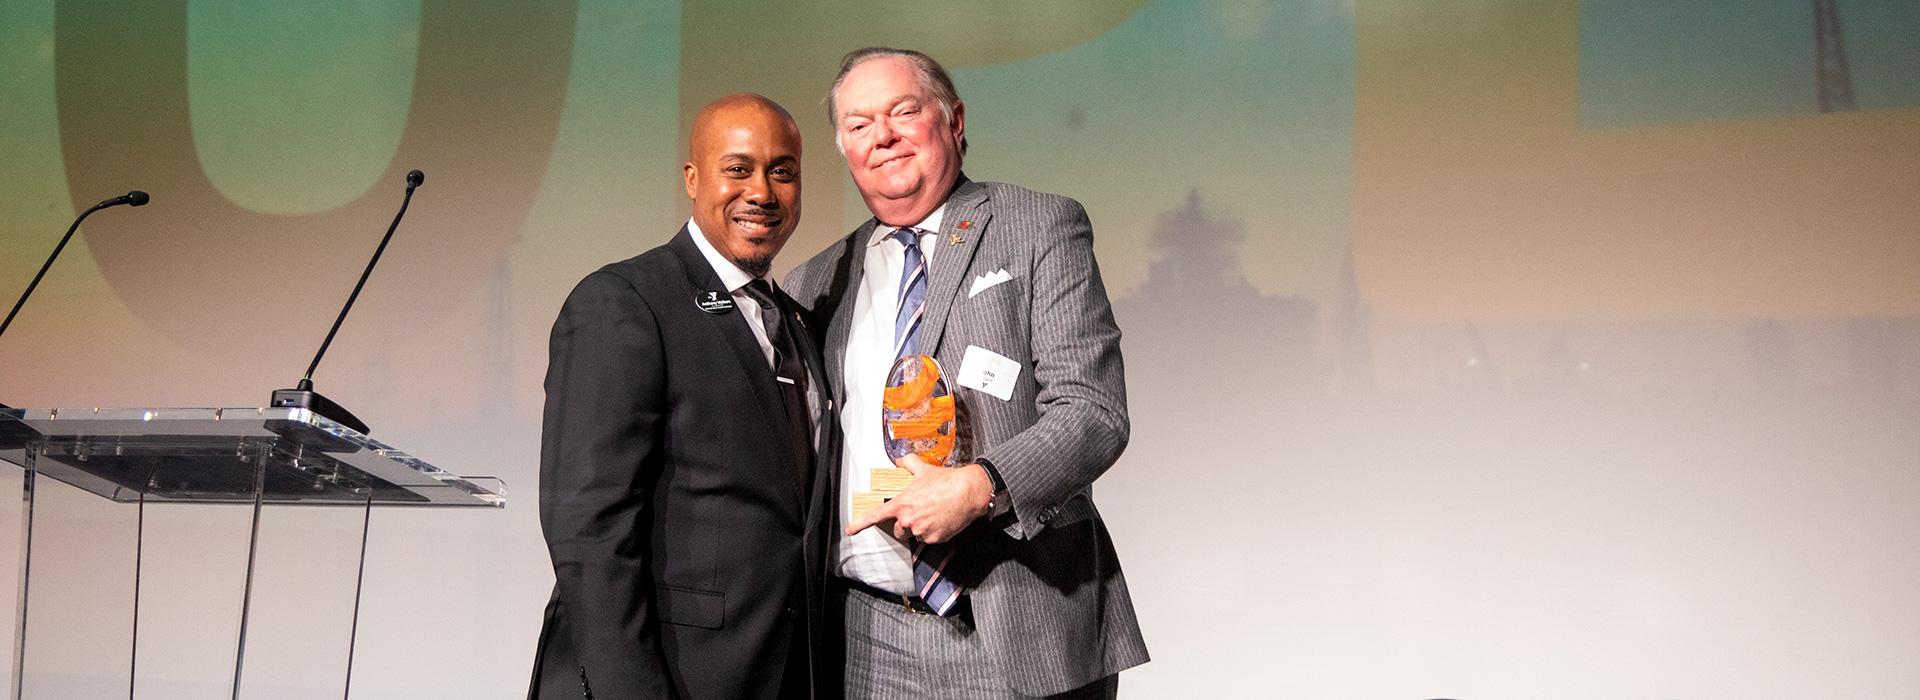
{"left": 737, "top": 253, "right": 773, "bottom": 278}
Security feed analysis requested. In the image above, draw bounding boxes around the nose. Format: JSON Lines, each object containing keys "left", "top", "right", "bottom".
{"left": 745, "top": 172, "right": 779, "bottom": 209}
{"left": 871, "top": 117, "right": 897, "bottom": 147}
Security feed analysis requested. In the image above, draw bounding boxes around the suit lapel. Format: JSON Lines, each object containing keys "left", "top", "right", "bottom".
{"left": 783, "top": 287, "right": 831, "bottom": 420}
{"left": 778, "top": 281, "right": 833, "bottom": 463}
{"left": 780, "top": 283, "right": 837, "bottom": 579}
{"left": 666, "top": 228, "right": 805, "bottom": 508}
{"left": 918, "top": 178, "right": 992, "bottom": 356}
{"left": 824, "top": 221, "right": 877, "bottom": 403}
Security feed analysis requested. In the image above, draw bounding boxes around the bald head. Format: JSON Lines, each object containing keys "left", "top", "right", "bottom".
{"left": 683, "top": 93, "right": 802, "bottom": 278}
{"left": 690, "top": 93, "right": 799, "bottom": 160}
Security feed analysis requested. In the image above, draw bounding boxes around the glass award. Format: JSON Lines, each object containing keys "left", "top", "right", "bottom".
{"left": 882, "top": 354, "right": 956, "bottom": 466}
{"left": 853, "top": 354, "right": 956, "bottom": 521}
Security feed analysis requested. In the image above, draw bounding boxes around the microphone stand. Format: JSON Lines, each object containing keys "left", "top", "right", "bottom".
{"left": 270, "top": 170, "right": 425, "bottom": 435}
{"left": 1, "top": 191, "right": 151, "bottom": 410}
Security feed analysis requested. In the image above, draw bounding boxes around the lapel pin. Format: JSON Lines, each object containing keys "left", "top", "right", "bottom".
{"left": 948, "top": 232, "right": 963, "bottom": 245}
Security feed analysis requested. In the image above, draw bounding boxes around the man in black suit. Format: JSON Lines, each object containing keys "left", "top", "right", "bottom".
{"left": 530, "top": 93, "right": 832, "bottom": 699}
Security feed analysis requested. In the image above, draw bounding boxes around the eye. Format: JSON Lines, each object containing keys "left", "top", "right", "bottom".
{"left": 724, "top": 164, "right": 749, "bottom": 176}
{"left": 771, "top": 166, "right": 796, "bottom": 181}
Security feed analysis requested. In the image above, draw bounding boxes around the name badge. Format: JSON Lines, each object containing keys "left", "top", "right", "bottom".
{"left": 956, "top": 345, "right": 1021, "bottom": 402}
{"left": 694, "top": 290, "right": 735, "bottom": 314}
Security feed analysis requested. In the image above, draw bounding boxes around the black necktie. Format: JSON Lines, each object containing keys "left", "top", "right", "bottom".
{"left": 740, "top": 279, "right": 813, "bottom": 497}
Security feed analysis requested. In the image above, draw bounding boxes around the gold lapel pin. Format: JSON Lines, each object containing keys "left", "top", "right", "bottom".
{"left": 949, "top": 220, "right": 971, "bottom": 245}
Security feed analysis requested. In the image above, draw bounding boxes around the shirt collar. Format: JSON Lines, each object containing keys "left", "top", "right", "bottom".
{"left": 865, "top": 202, "right": 950, "bottom": 248}
{"left": 686, "top": 218, "right": 758, "bottom": 293}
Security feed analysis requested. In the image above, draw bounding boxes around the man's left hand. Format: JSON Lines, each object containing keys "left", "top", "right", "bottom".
{"left": 844, "top": 454, "right": 995, "bottom": 544}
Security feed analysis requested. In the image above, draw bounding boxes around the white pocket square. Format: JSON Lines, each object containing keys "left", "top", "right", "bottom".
{"left": 969, "top": 269, "right": 1013, "bottom": 298}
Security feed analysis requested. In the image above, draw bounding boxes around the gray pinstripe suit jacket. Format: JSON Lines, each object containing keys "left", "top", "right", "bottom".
{"left": 785, "top": 177, "right": 1149, "bottom": 695}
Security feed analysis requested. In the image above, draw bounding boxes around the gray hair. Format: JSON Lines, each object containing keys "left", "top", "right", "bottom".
{"left": 826, "top": 47, "right": 968, "bottom": 155}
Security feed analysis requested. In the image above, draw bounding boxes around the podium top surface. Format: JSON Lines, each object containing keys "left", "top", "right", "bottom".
{"left": 0, "top": 407, "right": 504, "bottom": 507}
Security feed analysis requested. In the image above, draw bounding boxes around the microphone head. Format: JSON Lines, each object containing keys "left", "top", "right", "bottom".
{"left": 126, "top": 191, "right": 150, "bottom": 207}
{"left": 405, "top": 169, "right": 425, "bottom": 188}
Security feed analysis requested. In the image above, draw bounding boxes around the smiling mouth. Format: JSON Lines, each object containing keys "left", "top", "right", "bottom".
{"left": 732, "top": 216, "right": 781, "bottom": 233}
{"left": 874, "top": 153, "right": 913, "bottom": 169}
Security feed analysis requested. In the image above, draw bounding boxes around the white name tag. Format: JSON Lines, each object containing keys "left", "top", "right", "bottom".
{"left": 956, "top": 345, "right": 1021, "bottom": 402}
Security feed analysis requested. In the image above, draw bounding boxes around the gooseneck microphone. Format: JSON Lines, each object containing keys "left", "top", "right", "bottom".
{"left": 95, "top": 191, "right": 151, "bottom": 209}
{"left": 1, "top": 190, "right": 151, "bottom": 340}
{"left": 270, "top": 169, "right": 426, "bottom": 435}
{"left": 1, "top": 190, "right": 148, "bottom": 411}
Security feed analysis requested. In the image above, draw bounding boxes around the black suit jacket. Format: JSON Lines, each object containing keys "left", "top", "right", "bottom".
{"left": 530, "top": 228, "right": 835, "bottom": 699}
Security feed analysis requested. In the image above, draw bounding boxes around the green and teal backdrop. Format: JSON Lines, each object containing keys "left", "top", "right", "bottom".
{"left": 2, "top": 1, "right": 1918, "bottom": 696}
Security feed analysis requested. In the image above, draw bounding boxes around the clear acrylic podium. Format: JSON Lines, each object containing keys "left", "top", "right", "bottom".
{"left": 0, "top": 407, "right": 504, "bottom": 699}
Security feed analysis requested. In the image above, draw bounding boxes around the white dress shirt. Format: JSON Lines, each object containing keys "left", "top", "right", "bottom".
{"left": 686, "top": 220, "right": 821, "bottom": 432}
{"left": 835, "top": 205, "right": 947, "bottom": 594}
{"left": 687, "top": 218, "right": 775, "bottom": 367}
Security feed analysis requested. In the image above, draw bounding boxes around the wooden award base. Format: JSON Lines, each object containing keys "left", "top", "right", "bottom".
{"left": 850, "top": 466, "right": 914, "bottom": 521}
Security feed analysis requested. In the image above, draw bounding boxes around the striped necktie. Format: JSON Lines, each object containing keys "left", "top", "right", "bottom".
{"left": 889, "top": 227, "right": 964, "bottom": 616}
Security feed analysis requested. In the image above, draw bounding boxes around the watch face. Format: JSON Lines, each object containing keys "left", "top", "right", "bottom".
{"left": 881, "top": 354, "right": 956, "bottom": 466}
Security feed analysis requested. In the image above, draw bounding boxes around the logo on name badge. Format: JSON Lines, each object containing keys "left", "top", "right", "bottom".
{"left": 695, "top": 291, "right": 735, "bottom": 314}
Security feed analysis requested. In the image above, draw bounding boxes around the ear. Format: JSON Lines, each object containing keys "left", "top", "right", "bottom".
{"left": 949, "top": 100, "right": 966, "bottom": 144}
{"left": 683, "top": 161, "right": 698, "bottom": 200}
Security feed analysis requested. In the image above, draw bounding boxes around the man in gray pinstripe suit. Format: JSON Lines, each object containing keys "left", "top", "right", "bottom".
{"left": 785, "top": 47, "right": 1148, "bottom": 699}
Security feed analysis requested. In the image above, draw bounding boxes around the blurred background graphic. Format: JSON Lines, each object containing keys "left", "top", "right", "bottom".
{"left": 2, "top": 0, "right": 1917, "bottom": 696}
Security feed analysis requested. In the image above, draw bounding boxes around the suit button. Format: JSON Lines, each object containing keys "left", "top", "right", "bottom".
{"left": 784, "top": 606, "right": 797, "bottom": 617}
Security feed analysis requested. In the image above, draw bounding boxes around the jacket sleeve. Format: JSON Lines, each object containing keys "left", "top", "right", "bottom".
{"left": 980, "top": 197, "right": 1131, "bottom": 540}
{"left": 538, "top": 269, "right": 677, "bottom": 697}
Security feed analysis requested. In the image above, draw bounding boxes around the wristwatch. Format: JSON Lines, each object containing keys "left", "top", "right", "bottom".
{"left": 975, "top": 458, "right": 1012, "bottom": 517}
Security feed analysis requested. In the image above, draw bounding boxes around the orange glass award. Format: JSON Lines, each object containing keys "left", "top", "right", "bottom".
{"left": 882, "top": 354, "right": 955, "bottom": 465}
{"left": 853, "top": 354, "right": 956, "bottom": 520}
